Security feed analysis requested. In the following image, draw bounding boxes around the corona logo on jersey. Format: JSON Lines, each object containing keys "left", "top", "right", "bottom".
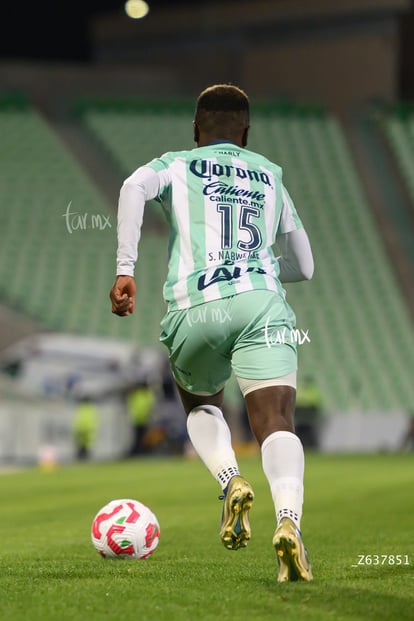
{"left": 189, "top": 158, "right": 272, "bottom": 186}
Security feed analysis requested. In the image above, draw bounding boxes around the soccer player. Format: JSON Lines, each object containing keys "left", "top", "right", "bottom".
{"left": 110, "top": 84, "right": 314, "bottom": 582}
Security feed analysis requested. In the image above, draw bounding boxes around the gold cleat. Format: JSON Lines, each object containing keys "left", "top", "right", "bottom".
{"left": 273, "top": 517, "right": 313, "bottom": 582}
{"left": 220, "top": 476, "right": 254, "bottom": 550}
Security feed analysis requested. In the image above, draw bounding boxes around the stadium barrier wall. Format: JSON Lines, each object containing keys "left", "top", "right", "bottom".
{"left": 0, "top": 395, "right": 131, "bottom": 465}
{"left": 0, "top": 395, "right": 409, "bottom": 464}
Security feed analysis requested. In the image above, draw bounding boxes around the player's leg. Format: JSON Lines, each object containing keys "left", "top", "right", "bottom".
{"left": 240, "top": 381, "right": 312, "bottom": 582}
{"left": 176, "top": 383, "right": 254, "bottom": 550}
{"left": 176, "top": 384, "right": 239, "bottom": 492}
{"left": 231, "top": 290, "right": 312, "bottom": 581}
{"left": 159, "top": 299, "right": 254, "bottom": 550}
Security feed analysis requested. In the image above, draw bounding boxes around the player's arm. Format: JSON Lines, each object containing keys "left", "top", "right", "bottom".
{"left": 276, "top": 228, "right": 314, "bottom": 282}
{"left": 275, "top": 184, "right": 314, "bottom": 283}
{"left": 110, "top": 166, "right": 160, "bottom": 316}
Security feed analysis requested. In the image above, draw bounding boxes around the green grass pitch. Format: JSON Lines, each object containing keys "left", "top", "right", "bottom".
{"left": 0, "top": 453, "right": 413, "bottom": 621}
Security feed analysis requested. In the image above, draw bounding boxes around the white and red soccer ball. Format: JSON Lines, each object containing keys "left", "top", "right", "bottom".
{"left": 91, "top": 499, "right": 160, "bottom": 559}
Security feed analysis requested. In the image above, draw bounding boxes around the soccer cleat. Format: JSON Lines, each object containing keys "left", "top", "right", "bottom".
{"left": 219, "top": 475, "right": 254, "bottom": 550}
{"left": 273, "top": 517, "right": 313, "bottom": 582}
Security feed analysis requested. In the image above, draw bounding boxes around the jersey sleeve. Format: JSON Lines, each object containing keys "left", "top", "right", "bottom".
{"left": 144, "top": 154, "right": 173, "bottom": 200}
{"left": 116, "top": 163, "right": 170, "bottom": 276}
{"left": 277, "top": 184, "right": 304, "bottom": 234}
{"left": 276, "top": 228, "right": 314, "bottom": 282}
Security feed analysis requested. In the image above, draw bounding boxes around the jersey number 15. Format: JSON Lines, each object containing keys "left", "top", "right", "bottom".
{"left": 217, "top": 203, "right": 262, "bottom": 252}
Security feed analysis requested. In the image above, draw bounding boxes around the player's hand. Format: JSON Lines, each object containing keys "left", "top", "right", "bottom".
{"left": 110, "top": 275, "right": 136, "bottom": 316}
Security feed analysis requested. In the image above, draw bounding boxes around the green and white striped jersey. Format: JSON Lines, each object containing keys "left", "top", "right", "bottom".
{"left": 117, "top": 142, "right": 304, "bottom": 311}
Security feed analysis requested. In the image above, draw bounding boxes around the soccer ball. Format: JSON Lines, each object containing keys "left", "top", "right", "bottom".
{"left": 91, "top": 498, "right": 160, "bottom": 559}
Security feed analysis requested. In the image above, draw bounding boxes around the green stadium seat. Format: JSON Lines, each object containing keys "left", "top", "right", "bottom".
{"left": 77, "top": 104, "right": 414, "bottom": 410}
{"left": 2, "top": 97, "right": 405, "bottom": 412}
{"left": 0, "top": 103, "right": 158, "bottom": 342}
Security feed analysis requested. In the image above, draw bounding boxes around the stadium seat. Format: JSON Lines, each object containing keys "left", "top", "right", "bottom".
{"left": 2, "top": 96, "right": 412, "bottom": 410}
{"left": 79, "top": 100, "right": 414, "bottom": 411}
{"left": 0, "top": 100, "right": 165, "bottom": 346}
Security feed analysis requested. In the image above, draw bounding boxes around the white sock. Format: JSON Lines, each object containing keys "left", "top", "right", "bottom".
{"left": 261, "top": 430, "right": 304, "bottom": 529}
{"left": 187, "top": 405, "right": 240, "bottom": 490}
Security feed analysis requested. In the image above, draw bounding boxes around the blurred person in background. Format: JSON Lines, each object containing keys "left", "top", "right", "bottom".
{"left": 126, "top": 380, "right": 155, "bottom": 456}
{"left": 110, "top": 84, "right": 314, "bottom": 582}
{"left": 72, "top": 396, "right": 98, "bottom": 460}
{"left": 400, "top": 412, "right": 414, "bottom": 451}
{"left": 295, "top": 375, "right": 323, "bottom": 449}
{"left": 156, "top": 364, "right": 187, "bottom": 454}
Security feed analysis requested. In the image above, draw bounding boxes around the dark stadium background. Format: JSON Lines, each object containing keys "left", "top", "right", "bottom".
{"left": 1, "top": 0, "right": 414, "bottom": 100}
{"left": 0, "top": 1, "right": 198, "bottom": 61}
